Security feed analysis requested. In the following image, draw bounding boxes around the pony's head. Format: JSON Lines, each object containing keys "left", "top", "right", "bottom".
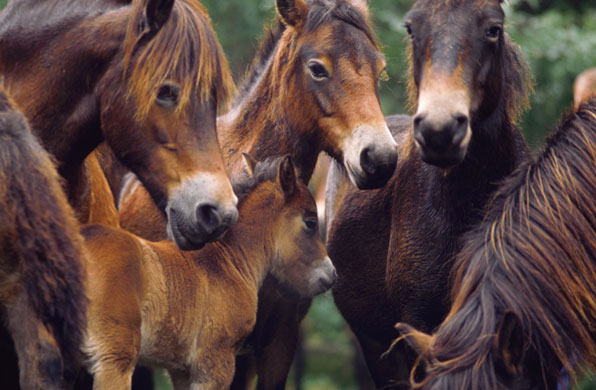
{"left": 267, "top": 0, "right": 398, "bottom": 189}
{"left": 405, "top": 0, "right": 532, "bottom": 167}
{"left": 235, "top": 155, "right": 336, "bottom": 297}
{"left": 99, "top": 0, "right": 237, "bottom": 250}
{"left": 396, "top": 311, "right": 550, "bottom": 390}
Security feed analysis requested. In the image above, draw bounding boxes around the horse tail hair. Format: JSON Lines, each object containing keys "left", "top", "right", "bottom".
{"left": 0, "top": 97, "right": 87, "bottom": 379}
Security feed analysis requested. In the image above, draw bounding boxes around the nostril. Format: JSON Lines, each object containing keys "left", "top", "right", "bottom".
{"left": 454, "top": 113, "right": 468, "bottom": 128}
{"left": 360, "top": 146, "right": 375, "bottom": 176}
{"left": 413, "top": 114, "right": 425, "bottom": 128}
{"left": 195, "top": 203, "right": 221, "bottom": 232}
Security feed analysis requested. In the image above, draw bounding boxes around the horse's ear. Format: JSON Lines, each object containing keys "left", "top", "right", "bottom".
{"left": 395, "top": 323, "right": 433, "bottom": 358}
{"left": 351, "top": 0, "right": 370, "bottom": 18}
{"left": 278, "top": 155, "right": 297, "bottom": 197}
{"left": 276, "top": 0, "right": 308, "bottom": 29}
{"left": 241, "top": 153, "right": 258, "bottom": 178}
{"left": 140, "top": 0, "right": 174, "bottom": 35}
{"left": 494, "top": 311, "right": 526, "bottom": 377}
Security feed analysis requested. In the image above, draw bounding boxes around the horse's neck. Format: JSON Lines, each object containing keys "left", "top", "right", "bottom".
{"left": 218, "top": 65, "right": 320, "bottom": 183}
{"left": 432, "top": 115, "right": 528, "bottom": 212}
{"left": 206, "top": 213, "right": 276, "bottom": 290}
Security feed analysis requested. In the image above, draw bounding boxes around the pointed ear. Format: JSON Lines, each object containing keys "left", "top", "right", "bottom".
{"left": 395, "top": 322, "right": 433, "bottom": 358}
{"left": 494, "top": 311, "right": 526, "bottom": 377}
{"left": 278, "top": 155, "right": 297, "bottom": 197}
{"left": 139, "top": 0, "right": 174, "bottom": 35}
{"left": 241, "top": 153, "right": 258, "bottom": 178}
{"left": 351, "top": 0, "right": 370, "bottom": 19}
{"left": 276, "top": 0, "right": 308, "bottom": 29}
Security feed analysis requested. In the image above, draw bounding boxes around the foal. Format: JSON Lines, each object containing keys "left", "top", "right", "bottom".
{"left": 82, "top": 156, "right": 336, "bottom": 389}
{"left": 398, "top": 98, "right": 596, "bottom": 389}
{"left": 0, "top": 90, "right": 86, "bottom": 388}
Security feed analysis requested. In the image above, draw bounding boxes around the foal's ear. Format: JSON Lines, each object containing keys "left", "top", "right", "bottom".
{"left": 241, "top": 153, "right": 258, "bottom": 178}
{"left": 494, "top": 311, "right": 526, "bottom": 377}
{"left": 276, "top": 0, "right": 308, "bottom": 29}
{"left": 278, "top": 155, "right": 297, "bottom": 197}
{"left": 140, "top": 0, "right": 174, "bottom": 35}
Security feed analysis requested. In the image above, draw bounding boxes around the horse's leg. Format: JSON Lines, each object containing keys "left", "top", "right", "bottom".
{"left": 194, "top": 351, "right": 236, "bottom": 390}
{"left": 5, "top": 289, "right": 63, "bottom": 390}
{"left": 356, "top": 332, "right": 413, "bottom": 390}
{"left": 167, "top": 368, "right": 191, "bottom": 390}
{"left": 255, "top": 302, "right": 307, "bottom": 390}
{"left": 230, "top": 354, "right": 257, "bottom": 390}
{"left": 86, "top": 288, "right": 141, "bottom": 390}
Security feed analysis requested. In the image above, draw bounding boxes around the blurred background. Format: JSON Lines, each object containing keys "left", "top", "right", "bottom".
{"left": 2, "top": 0, "right": 595, "bottom": 388}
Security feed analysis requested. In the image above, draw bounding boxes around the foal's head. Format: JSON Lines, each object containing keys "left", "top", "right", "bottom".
{"left": 259, "top": 0, "right": 398, "bottom": 188}
{"left": 235, "top": 155, "right": 336, "bottom": 297}
{"left": 405, "top": 0, "right": 532, "bottom": 167}
{"left": 99, "top": 0, "right": 237, "bottom": 250}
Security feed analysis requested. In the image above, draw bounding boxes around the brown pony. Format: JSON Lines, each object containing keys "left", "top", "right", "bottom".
{"left": 82, "top": 156, "right": 336, "bottom": 389}
{"left": 326, "top": 0, "right": 533, "bottom": 388}
{"left": 0, "top": 0, "right": 237, "bottom": 249}
{"left": 398, "top": 98, "right": 596, "bottom": 390}
{"left": 119, "top": 0, "right": 396, "bottom": 388}
{"left": 0, "top": 89, "right": 86, "bottom": 388}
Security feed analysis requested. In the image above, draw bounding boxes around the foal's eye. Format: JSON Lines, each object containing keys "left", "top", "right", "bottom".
{"left": 308, "top": 61, "right": 329, "bottom": 81}
{"left": 405, "top": 22, "right": 414, "bottom": 38}
{"left": 304, "top": 218, "right": 318, "bottom": 232}
{"left": 485, "top": 25, "right": 501, "bottom": 42}
{"left": 156, "top": 83, "right": 180, "bottom": 107}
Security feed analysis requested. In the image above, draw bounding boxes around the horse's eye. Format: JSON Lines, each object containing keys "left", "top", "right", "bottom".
{"left": 304, "top": 218, "right": 318, "bottom": 232}
{"left": 405, "top": 23, "right": 413, "bottom": 38}
{"left": 156, "top": 83, "right": 180, "bottom": 107}
{"left": 308, "top": 61, "right": 329, "bottom": 81}
{"left": 485, "top": 25, "right": 501, "bottom": 42}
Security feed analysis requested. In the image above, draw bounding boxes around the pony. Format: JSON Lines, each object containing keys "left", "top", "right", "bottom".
{"left": 82, "top": 155, "right": 336, "bottom": 389}
{"left": 119, "top": 0, "right": 397, "bottom": 387}
{"left": 0, "top": 0, "right": 237, "bottom": 249}
{"left": 0, "top": 89, "right": 86, "bottom": 388}
{"left": 397, "top": 98, "right": 596, "bottom": 390}
{"left": 325, "top": 0, "right": 533, "bottom": 387}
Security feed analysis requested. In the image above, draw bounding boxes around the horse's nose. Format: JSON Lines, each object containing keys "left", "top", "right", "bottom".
{"left": 415, "top": 113, "right": 468, "bottom": 149}
{"left": 322, "top": 268, "right": 338, "bottom": 290}
{"left": 413, "top": 112, "right": 469, "bottom": 168}
{"left": 194, "top": 202, "right": 238, "bottom": 236}
{"left": 358, "top": 144, "right": 397, "bottom": 189}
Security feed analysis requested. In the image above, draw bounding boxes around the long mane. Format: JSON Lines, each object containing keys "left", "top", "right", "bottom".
{"left": 123, "top": 0, "right": 235, "bottom": 119}
{"left": 412, "top": 98, "right": 596, "bottom": 388}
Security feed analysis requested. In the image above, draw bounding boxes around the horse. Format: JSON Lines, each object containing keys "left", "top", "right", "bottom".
{"left": 574, "top": 68, "right": 596, "bottom": 109}
{"left": 0, "top": 0, "right": 237, "bottom": 250}
{"left": 397, "top": 97, "right": 596, "bottom": 390}
{"left": 82, "top": 155, "right": 336, "bottom": 390}
{"left": 118, "top": 0, "right": 397, "bottom": 388}
{"left": 0, "top": 89, "right": 86, "bottom": 389}
{"left": 325, "top": 0, "right": 534, "bottom": 387}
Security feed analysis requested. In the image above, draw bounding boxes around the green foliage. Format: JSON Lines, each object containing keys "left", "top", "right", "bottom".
{"left": 506, "top": 0, "right": 596, "bottom": 147}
